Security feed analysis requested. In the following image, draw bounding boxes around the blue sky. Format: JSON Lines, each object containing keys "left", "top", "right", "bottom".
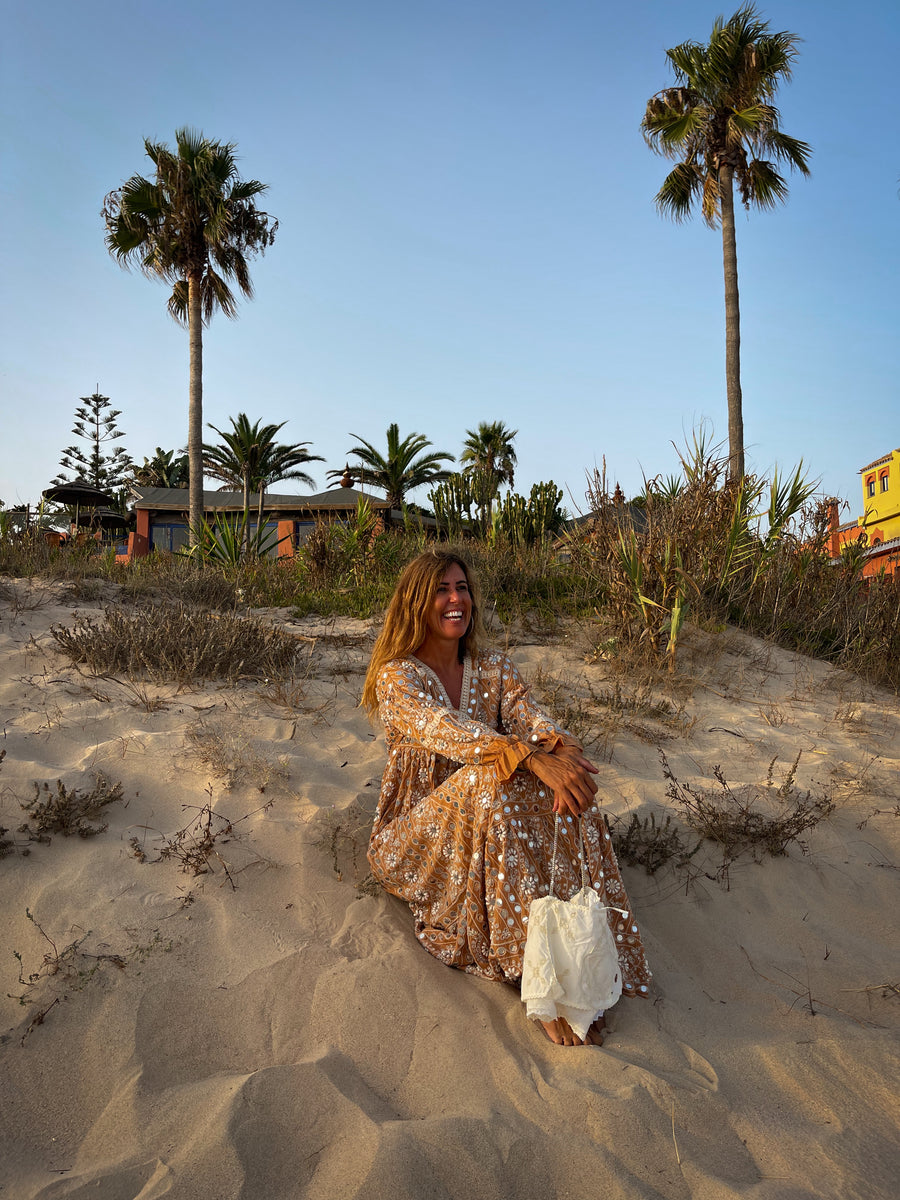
{"left": 1, "top": 0, "right": 897, "bottom": 520}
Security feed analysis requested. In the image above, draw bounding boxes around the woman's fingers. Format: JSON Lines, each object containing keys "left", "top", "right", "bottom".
{"left": 531, "top": 752, "right": 597, "bottom": 814}
{"left": 552, "top": 744, "right": 599, "bottom": 775}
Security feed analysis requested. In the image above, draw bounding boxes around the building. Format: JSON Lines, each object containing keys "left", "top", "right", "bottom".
{"left": 830, "top": 448, "right": 900, "bottom": 577}
{"left": 121, "top": 486, "right": 417, "bottom": 561}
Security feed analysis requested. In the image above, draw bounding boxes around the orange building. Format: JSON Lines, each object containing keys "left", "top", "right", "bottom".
{"left": 830, "top": 448, "right": 900, "bottom": 577}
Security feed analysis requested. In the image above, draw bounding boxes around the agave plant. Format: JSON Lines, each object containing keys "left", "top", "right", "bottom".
{"left": 182, "top": 512, "right": 287, "bottom": 565}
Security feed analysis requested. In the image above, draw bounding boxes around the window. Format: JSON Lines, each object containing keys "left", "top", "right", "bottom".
{"left": 881, "top": 473, "right": 890, "bottom": 493}
{"left": 867, "top": 476, "right": 876, "bottom": 497}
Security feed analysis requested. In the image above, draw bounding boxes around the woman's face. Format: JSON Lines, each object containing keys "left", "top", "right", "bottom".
{"left": 423, "top": 564, "right": 472, "bottom": 647}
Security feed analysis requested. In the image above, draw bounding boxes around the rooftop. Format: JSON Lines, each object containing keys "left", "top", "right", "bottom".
{"left": 859, "top": 449, "right": 899, "bottom": 473}
{"left": 129, "top": 486, "right": 391, "bottom": 511}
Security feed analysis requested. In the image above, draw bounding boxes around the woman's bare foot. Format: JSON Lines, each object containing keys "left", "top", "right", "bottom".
{"left": 540, "top": 1012, "right": 609, "bottom": 1041}
{"left": 585, "top": 1015, "right": 607, "bottom": 1046}
{"left": 538, "top": 1014, "right": 606, "bottom": 1046}
{"left": 540, "top": 1017, "right": 584, "bottom": 1045}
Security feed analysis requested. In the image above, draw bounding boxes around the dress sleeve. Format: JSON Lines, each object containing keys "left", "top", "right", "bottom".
{"left": 498, "top": 655, "right": 581, "bottom": 752}
{"left": 376, "top": 659, "right": 535, "bottom": 781}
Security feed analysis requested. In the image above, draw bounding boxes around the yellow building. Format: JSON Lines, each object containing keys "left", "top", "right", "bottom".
{"left": 858, "top": 449, "right": 900, "bottom": 547}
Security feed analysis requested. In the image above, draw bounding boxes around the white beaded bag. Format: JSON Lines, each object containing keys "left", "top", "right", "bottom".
{"left": 521, "top": 816, "right": 627, "bottom": 1041}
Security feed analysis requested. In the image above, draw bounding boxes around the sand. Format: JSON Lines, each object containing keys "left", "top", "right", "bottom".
{"left": 0, "top": 578, "right": 897, "bottom": 1199}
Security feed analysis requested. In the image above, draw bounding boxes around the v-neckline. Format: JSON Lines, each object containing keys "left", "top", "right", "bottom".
{"left": 411, "top": 654, "right": 473, "bottom": 715}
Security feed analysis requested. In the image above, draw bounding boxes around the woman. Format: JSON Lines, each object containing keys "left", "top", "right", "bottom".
{"left": 363, "top": 550, "right": 651, "bottom": 1046}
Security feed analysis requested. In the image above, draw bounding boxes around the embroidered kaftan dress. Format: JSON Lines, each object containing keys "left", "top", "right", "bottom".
{"left": 368, "top": 650, "right": 652, "bottom": 993}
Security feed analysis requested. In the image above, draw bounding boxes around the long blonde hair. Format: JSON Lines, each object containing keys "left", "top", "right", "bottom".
{"left": 362, "top": 549, "right": 484, "bottom": 716}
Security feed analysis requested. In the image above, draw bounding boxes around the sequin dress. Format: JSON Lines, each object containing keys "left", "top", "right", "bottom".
{"left": 368, "top": 650, "right": 652, "bottom": 992}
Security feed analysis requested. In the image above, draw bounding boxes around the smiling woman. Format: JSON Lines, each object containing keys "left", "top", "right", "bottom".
{"left": 361, "top": 549, "right": 651, "bottom": 1048}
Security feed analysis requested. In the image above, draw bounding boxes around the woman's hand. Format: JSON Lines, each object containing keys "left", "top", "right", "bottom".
{"left": 527, "top": 747, "right": 598, "bottom": 818}
{"left": 551, "top": 741, "right": 599, "bottom": 777}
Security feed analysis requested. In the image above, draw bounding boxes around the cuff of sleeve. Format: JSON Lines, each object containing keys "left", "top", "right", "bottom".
{"left": 493, "top": 739, "right": 537, "bottom": 782}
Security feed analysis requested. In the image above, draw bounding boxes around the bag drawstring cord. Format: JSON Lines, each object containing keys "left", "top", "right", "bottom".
{"left": 548, "top": 814, "right": 628, "bottom": 918}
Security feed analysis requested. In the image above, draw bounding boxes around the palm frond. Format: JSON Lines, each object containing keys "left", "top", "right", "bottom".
{"left": 655, "top": 162, "right": 705, "bottom": 222}
{"left": 759, "top": 129, "right": 812, "bottom": 174}
{"left": 167, "top": 280, "right": 189, "bottom": 326}
{"left": 740, "top": 160, "right": 789, "bottom": 210}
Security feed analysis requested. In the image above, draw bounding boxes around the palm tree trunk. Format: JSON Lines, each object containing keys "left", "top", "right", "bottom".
{"left": 187, "top": 274, "right": 204, "bottom": 550}
{"left": 242, "top": 469, "right": 251, "bottom": 558}
{"left": 719, "top": 163, "right": 744, "bottom": 481}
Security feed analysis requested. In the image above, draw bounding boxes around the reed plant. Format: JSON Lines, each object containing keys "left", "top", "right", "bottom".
{"left": 578, "top": 441, "right": 899, "bottom": 690}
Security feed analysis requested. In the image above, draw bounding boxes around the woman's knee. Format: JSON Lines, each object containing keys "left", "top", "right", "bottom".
{"left": 492, "top": 771, "right": 556, "bottom": 816}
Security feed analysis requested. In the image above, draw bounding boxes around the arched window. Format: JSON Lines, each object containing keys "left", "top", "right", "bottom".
{"left": 880, "top": 472, "right": 890, "bottom": 493}
{"left": 866, "top": 475, "right": 876, "bottom": 497}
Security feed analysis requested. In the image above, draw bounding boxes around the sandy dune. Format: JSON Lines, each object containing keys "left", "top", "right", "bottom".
{"left": 0, "top": 580, "right": 897, "bottom": 1199}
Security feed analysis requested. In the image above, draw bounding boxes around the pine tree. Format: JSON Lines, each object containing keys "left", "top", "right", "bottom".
{"left": 54, "top": 390, "right": 132, "bottom": 491}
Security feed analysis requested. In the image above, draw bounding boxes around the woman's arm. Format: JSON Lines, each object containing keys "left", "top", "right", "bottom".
{"left": 495, "top": 656, "right": 599, "bottom": 816}
{"left": 376, "top": 660, "right": 536, "bottom": 780}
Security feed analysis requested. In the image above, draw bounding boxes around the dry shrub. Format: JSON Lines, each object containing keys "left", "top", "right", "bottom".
{"left": 185, "top": 721, "right": 289, "bottom": 791}
{"left": 592, "top": 683, "right": 673, "bottom": 719}
{"left": 50, "top": 603, "right": 305, "bottom": 683}
{"left": 157, "top": 802, "right": 239, "bottom": 880}
{"left": 255, "top": 671, "right": 312, "bottom": 713}
{"left": 465, "top": 538, "right": 597, "bottom": 629}
{"left": 610, "top": 809, "right": 701, "bottom": 876}
{"left": 20, "top": 773, "right": 124, "bottom": 839}
{"left": 11, "top": 908, "right": 171, "bottom": 1042}
{"left": 660, "top": 751, "right": 834, "bottom": 885}
{"left": 128, "top": 794, "right": 273, "bottom": 887}
{"left": 122, "top": 555, "right": 241, "bottom": 609}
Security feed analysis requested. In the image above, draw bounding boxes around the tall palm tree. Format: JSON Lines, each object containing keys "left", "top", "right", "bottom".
{"left": 642, "top": 5, "right": 811, "bottom": 479}
{"left": 203, "top": 413, "right": 323, "bottom": 532}
{"left": 103, "top": 129, "right": 277, "bottom": 548}
{"left": 333, "top": 423, "right": 455, "bottom": 517}
{"left": 460, "top": 420, "right": 518, "bottom": 525}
